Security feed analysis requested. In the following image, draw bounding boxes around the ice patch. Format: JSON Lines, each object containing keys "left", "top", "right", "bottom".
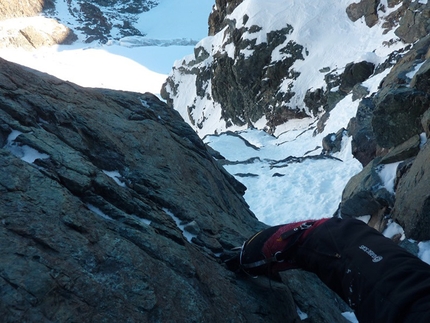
{"left": 383, "top": 220, "right": 405, "bottom": 240}
{"left": 342, "top": 311, "right": 359, "bottom": 323}
{"left": 356, "top": 215, "right": 371, "bottom": 224}
{"left": 406, "top": 61, "right": 425, "bottom": 80}
{"left": 418, "top": 241, "right": 430, "bottom": 265}
{"left": 102, "top": 170, "right": 126, "bottom": 187}
{"left": 376, "top": 162, "right": 401, "bottom": 194}
{"left": 163, "top": 208, "right": 197, "bottom": 243}
{"left": 420, "top": 132, "right": 428, "bottom": 148}
{"left": 296, "top": 307, "right": 308, "bottom": 320}
{"left": 4, "top": 130, "right": 49, "bottom": 164}
{"left": 86, "top": 203, "right": 113, "bottom": 221}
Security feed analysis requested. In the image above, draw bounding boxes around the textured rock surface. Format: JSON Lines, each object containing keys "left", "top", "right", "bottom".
{"left": 339, "top": 158, "right": 393, "bottom": 219}
{"left": 0, "top": 18, "right": 77, "bottom": 50}
{"left": 0, "top": 57, "right": 352, "bottom": 322}
{"left": 338, "top": 18, "right": 430, "bottom": 237}
{"left": 372, "top": 87, "right": 429, "bottom": 149}
{"left": 208, "top": 0, "right": 245, "bottom": 35}
{"left": 345, "top": 0, "right": 380, "bottom": 27}
{"left": 0, "top": 0, "right": 53, "bottom": 18}
{"left": 392, "top": 142, "right": 430, "bottom": 241}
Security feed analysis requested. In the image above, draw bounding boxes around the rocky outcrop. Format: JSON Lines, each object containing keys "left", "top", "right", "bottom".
{"left": 346, "top": 0, "right": 380, "bottom": 27}
{"left": 0, "top": 57, "right": 352, "bottom": 323}
{"left": 394, "top": 0, "right": 430, "bottom": 43}
{"left": 208, "top": 0, "right": 245, "bottom": 35}
{"left": 161, "top": 21, "right": 310, "bottom": 134}
{"left": 0, "top": 0, "right": 77, "bottom": 49}
{"left": 392, "top": 142, "right": 430, "bottom": 241}
{"left": 345, "top": 0, "right": 430, "bottom": 43}
{"left": 44, "top": 0, "right": 159, "bottom": 43}
{"left": 0, "top": 18, "right": 77, "bottom": 50}
{"left": 0, "top": 0, "right": 158, "bottom": 47}
{"left": 338, "top": 32, "right": 430, "bottom": 239}
{"left": 372, "top": 87, "right": 429, "bottom": 148}
{"left": 0, "top": 0, "right": 53, "bottom": 18}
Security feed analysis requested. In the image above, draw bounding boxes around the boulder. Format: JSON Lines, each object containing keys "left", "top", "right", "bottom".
{"left": 345, "top": 0, "right": 380, "bottom": 27}
{"left": 322, "top": 128, "right": 346, "bottom": 155}
{"left": 379, "top": 134, "right": 421, "bottom": 164}
{"left": 372, "top": 87, "right": 429, "bottom": 148}
{"left": 392, "top": 142, "right": 430, "bottom": 240}
{"left": 339, "top": 158, "right": 394, "bottom": 219}
{"left": 339, "top": 61, "right": 375, "bottom": 94}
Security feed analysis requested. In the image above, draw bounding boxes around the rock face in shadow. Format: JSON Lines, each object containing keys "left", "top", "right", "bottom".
{"left": 0, "top": 58, "right": 351, "bottom": 323}
{"left": 392, "top": 142, "right": 430, "bottom": 241}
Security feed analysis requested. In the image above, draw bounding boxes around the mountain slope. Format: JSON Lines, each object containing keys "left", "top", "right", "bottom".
{"left": 161, "top": 0, "right": 409, "bottom": 136}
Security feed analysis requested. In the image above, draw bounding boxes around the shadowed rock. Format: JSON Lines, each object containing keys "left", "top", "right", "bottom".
{"left": 0, "top": 57, "right": 352, "bottom": 323}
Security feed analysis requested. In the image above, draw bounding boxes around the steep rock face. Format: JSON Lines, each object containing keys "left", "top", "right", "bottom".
{"left": 0, "top": 58, "right": 351, "bottom": 323}
{"left": 392, "top": 142, "right": 430, "bottom": 241}
{"left": 339, "top": 32, "right": 430, "bottom": 238}
{"left": 372, "top": 87, "right": 429, "bottom": 148}
{"left": 0, "top": 0, "right": 158, "bottom": 47}
{"left": 210, "top": 25, "right": 309, "bottom": 131}
{"left": 209, "top": 0, "right": 245, "bottom": 35}
{"left": 0, "top": 57, "right": 267, "bottom": 322}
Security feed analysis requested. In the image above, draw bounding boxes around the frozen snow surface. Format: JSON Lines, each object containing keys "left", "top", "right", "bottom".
{"left": 1, "top": 0, "right": 430, "bottom": 277}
